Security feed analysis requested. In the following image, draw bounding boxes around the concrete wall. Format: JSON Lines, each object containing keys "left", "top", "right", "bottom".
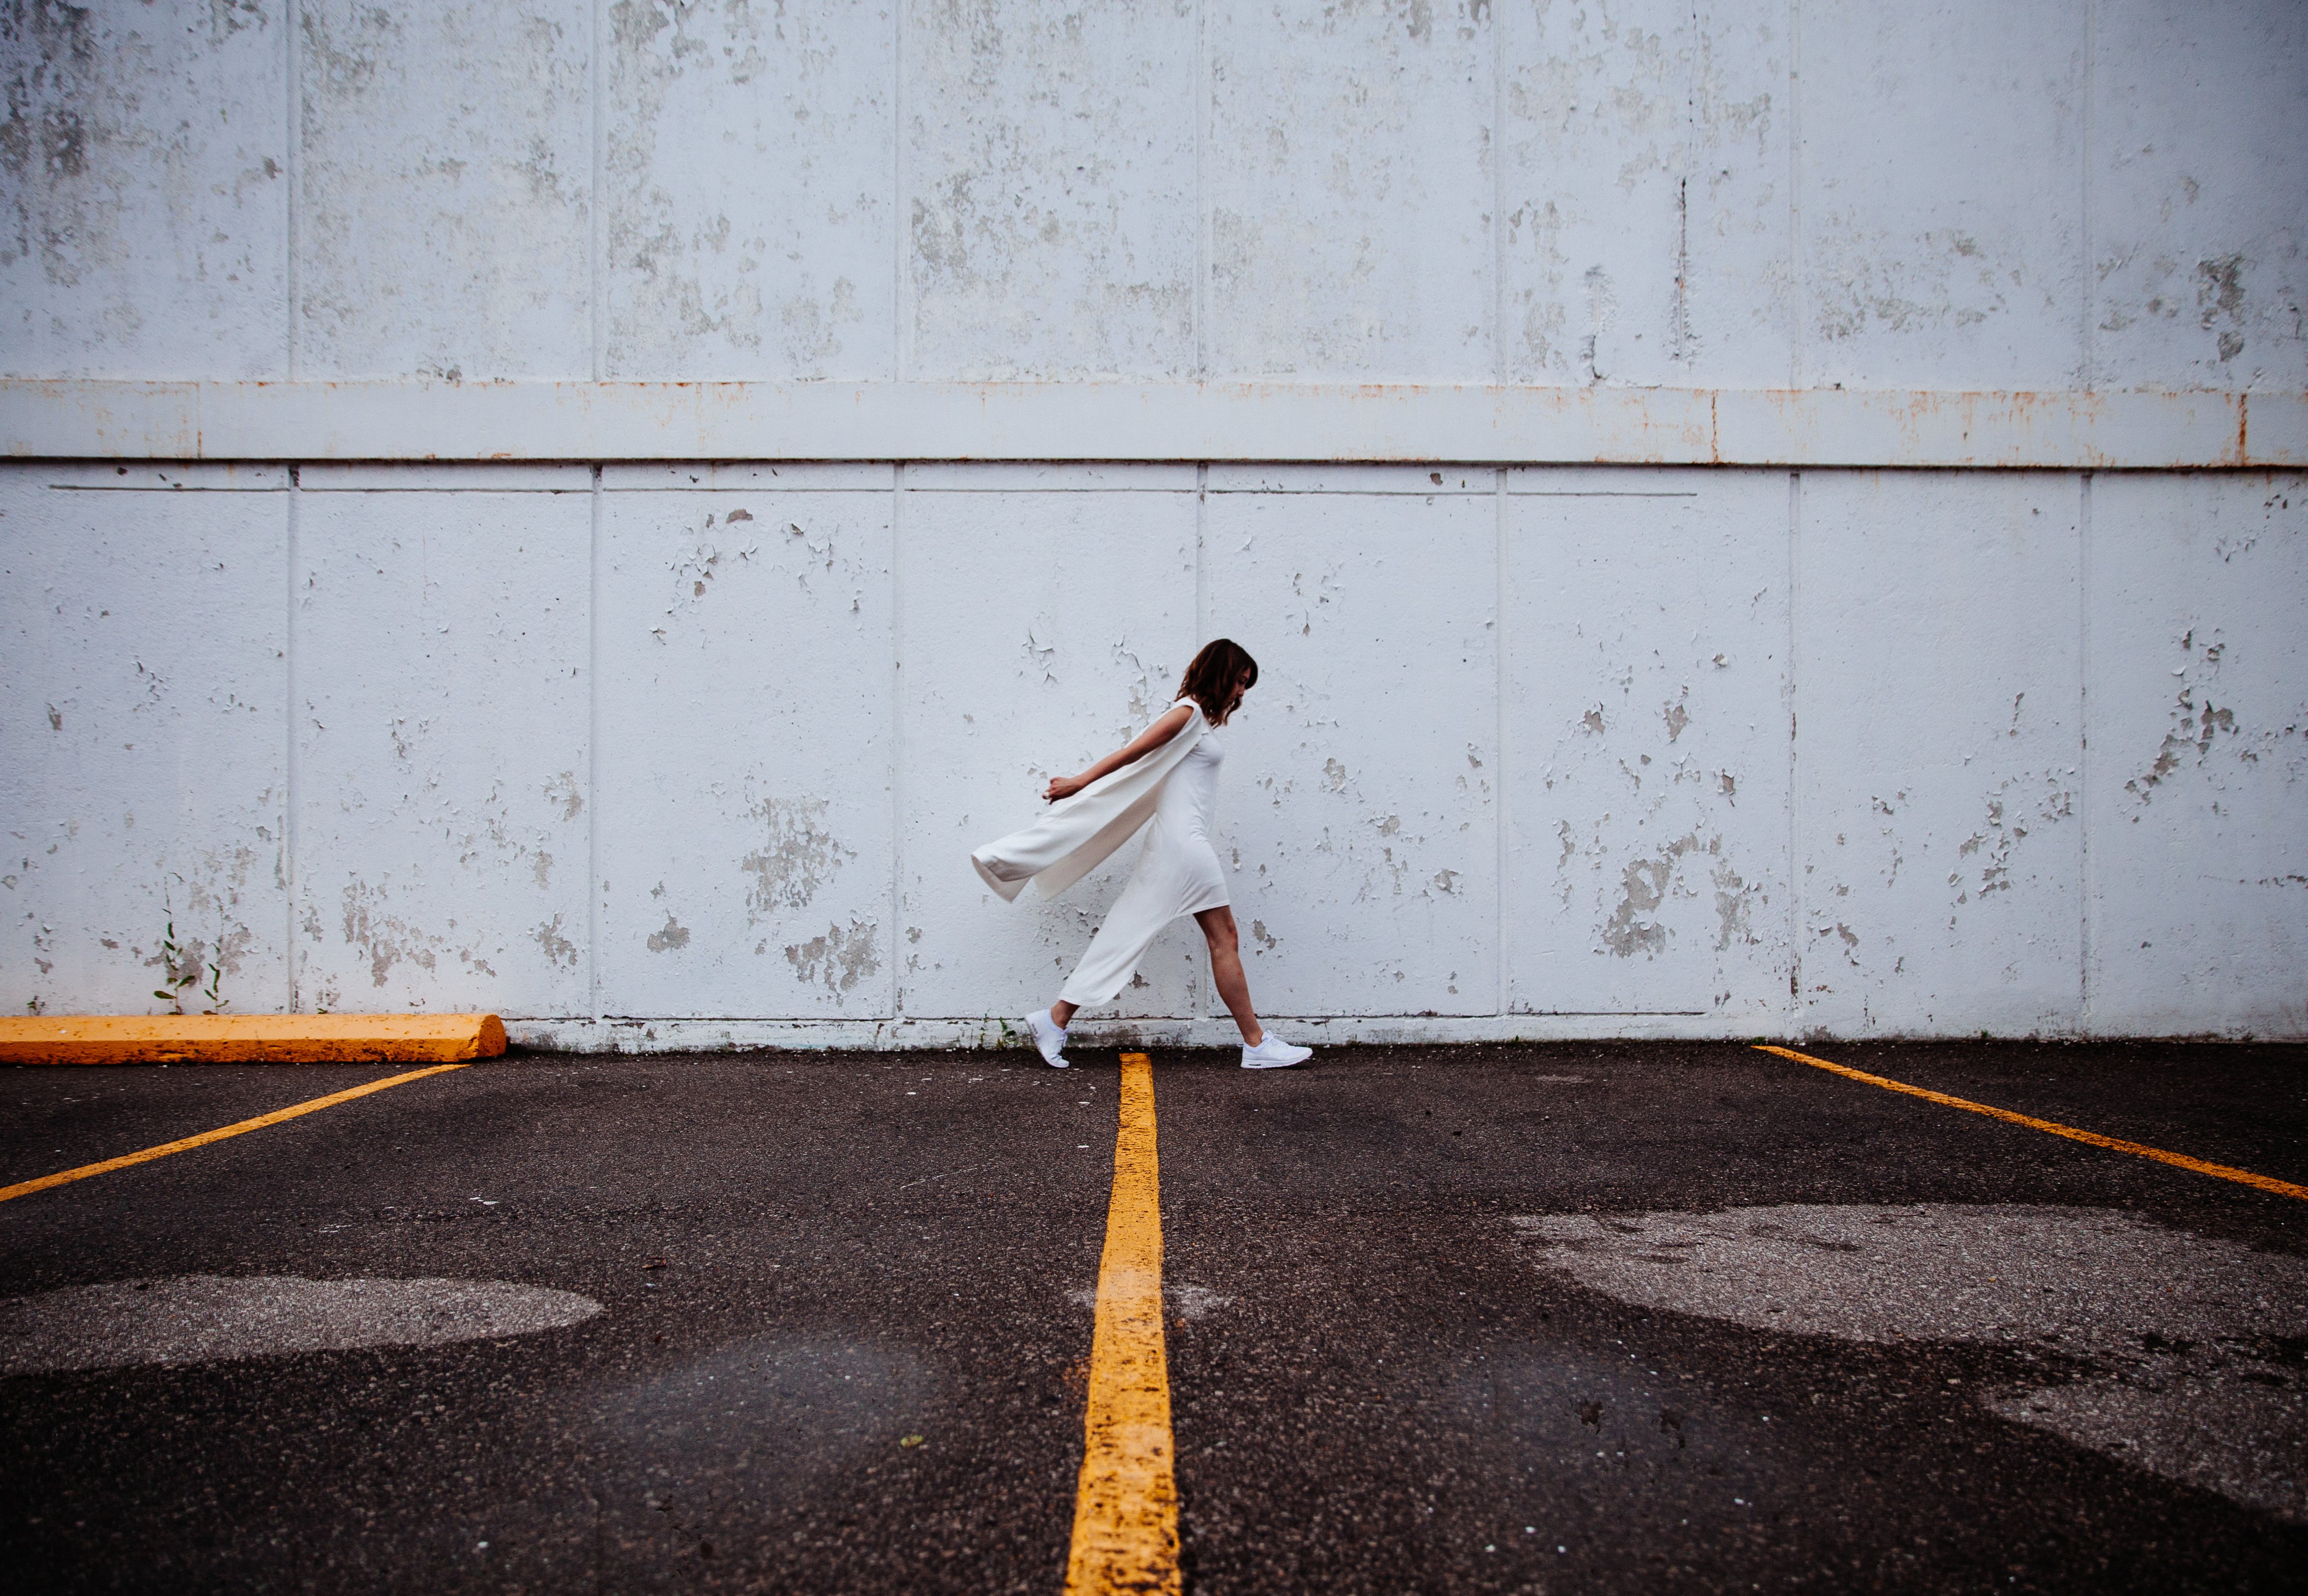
{"left": 6, "top": 459, "right": 2300, "bottom": 1044}
{"left": 2, "top": 1, "right": 2302, "bottom": 1043}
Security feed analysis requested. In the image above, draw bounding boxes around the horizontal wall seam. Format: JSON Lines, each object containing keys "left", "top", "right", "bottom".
{"left": 5, "top": 382, "right": 2301, "bottom": 470}
{"left": 36, "top": 480, "right": 1718, "bottom": 497}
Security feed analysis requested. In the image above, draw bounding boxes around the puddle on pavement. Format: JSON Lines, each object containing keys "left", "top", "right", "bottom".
{"left": 1512, "top": 1203, "right": 2308, "bottom": 1524}
{"left": 577, "top": 1332, "right": 936, "bottom": 1576}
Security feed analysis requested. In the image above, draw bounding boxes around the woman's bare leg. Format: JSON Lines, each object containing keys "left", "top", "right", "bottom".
{"left": 1195, "top": 906, "right": 1266, "bottom": 1047}
{"left": 1051, "top": 904, "right": 1255, "bottom": 1038}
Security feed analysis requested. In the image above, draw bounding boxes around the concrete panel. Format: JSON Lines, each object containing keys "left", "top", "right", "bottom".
{"left": 296, "top": 0, "right": 590, "bottom": 379}
{"left": 0, "top": 465, "right": 288, "bottom": 1016}
{"left": 2092, "top": 0, "right": 2308, "bottom": 393}
{"left": 293, "top": 473, "right": 589, "bottom": 1015}
{"left": 1, "top": 0, "right": 287, "bottom": 379}
{"left": 1795, "top": 472, "right": 2083, "bottom": 1036}
{"left": 605, "top": 0, "right": 895, "bottom": 380}
{"left": 2086, "top": 472, "right": 2308, "bottom": 1035}
{"left": 899, "top": 477, "right": 1198, "bottom": 1023}
{"left": 1800, "top": 3, "right": 2085, "bottom": 390}
{"left": 1203, "top": 474, "right": 1499, "bottom": 1015}
{"left": 905, "top": 0, "right": 1194, "bottom": 380}
{"left": 1500, "top": 0, "right": 1788, "bottom": 388}
{"left": 597, "top": 484, "right": 894, "bottom": 1019}
{"left": 1504, "top": 470, "right": 1791, "bottom": 1021}
{"left": 1207, "top": 0, "right": 1491, "bottom": 380}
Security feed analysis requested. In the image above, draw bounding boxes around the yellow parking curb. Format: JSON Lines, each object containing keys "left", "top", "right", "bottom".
{"left": 0, "top": 1014, "right": 507, "bottom": 1066}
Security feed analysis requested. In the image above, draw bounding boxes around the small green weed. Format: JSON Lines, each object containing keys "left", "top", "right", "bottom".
{"left": 152, "top": 882, "right": 228, "bottom": 1016}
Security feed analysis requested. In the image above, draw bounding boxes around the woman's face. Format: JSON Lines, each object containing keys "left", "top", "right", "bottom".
{"left": 1225, "top": 669, "right": 1254, "bottom": 720}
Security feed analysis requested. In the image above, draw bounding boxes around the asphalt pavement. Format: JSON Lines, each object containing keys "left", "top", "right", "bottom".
{"left": 2, "top": 1039, "right": 2303, "bottom": 1593}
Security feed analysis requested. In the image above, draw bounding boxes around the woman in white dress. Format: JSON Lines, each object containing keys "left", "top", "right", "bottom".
{"left": 971, "top": 639, "right": 1312, "bottom": 1071}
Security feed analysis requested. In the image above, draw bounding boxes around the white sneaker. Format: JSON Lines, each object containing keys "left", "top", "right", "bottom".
{"left": 1024, "top": 1009, "right": 1070, "bottom": 1068}
{"left": 1240, "top": 1034, "right": 1312, "bottom": 1070}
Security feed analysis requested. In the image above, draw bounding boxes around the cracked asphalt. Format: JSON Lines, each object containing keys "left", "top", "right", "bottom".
{"left": 2, "top": 1039, "right": 2303, "bottom": 1593}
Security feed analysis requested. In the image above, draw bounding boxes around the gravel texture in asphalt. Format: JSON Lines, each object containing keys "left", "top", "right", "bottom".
{"left": 1, "top": 1039, "right": 2302, "bottom": 1593}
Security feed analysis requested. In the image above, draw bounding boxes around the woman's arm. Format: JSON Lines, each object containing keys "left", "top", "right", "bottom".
{"left": 1044, "top": 703, "right": 1193, "bottom": 803}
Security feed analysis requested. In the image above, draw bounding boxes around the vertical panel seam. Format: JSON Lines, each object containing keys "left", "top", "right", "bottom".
{"left": 590, "top": 0, "right": 605, "bottom": 382}
{"left": 887, "top": 2, "right": 910, "bottom": 1025}
{"left": 284, "top": 464, "right": 301, "bottom": 1011}
{"left": 2078, "top": 471, "right": 2093, "bottom": 1032}
{"left": 893, "top": 2, "right": 908, "bottom": 383}
{"left": 1195, "top": 0, "right": 1210, "bottom": 382}
{"left": 1490, "top": 0, "right": 1505, "bottom": 387}
{"left": 587, "top": 464, "right": 603, "bottom": 1025}
{"left": 1787, "top": 470, "right": 1802, "bottom": 1032}
{"left": 1677, "top": 0, "right": 1698, "bottom": 375}
{"left": 1194, "top": 462, "right": 1208, "bottom": 1025}
{"left": 284, "top": 0, "right": 300, "bottom": 381}
{"left": 2080, "top": 0, "right": 2097, "bottom": 393}
{"left": 891, "top": 462, "right": 906, "bottom": 1022}
{"left": 1495, "top": 466, "right": 1508, "bottom": 1016}
{"left": 1787, "top": 0, "right": 1803, "bottom": 388}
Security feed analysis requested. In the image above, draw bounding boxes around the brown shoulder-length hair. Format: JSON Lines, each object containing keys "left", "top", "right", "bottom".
{"left": 1176, "top": 638, "right": 1258, "bottom": 725}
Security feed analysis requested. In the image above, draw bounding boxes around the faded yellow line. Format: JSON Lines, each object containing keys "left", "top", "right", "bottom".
{"left": 1064, "top": 1052, "right": 1181, "bottom": 1596}
{"left": 0, "top": 1063, "right": 472, "bottom": 1206}
{"left": 1755, "top": 1044, "right": 2308, "bottom": 1202}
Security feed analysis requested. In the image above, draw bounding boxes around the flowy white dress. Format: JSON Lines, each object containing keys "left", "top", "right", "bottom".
{"left": 970, "top": 703, "right": 1231, "bottom": 1009}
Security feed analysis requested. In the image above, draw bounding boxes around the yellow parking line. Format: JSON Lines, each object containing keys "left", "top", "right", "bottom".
{"left": 1755, "top": 1044, "right": 2308, "bottom": 1203}
{"left": 0, "top": 1063, "right": 473, "bottom": 1206}
{"left": 1064, "top": 1052, "right": 1181, "bottom": 1596}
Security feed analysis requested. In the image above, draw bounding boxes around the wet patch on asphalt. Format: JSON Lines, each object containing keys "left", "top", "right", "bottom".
{"left": 1515, "top": 1203, "right": 2308, "bottom": 1521}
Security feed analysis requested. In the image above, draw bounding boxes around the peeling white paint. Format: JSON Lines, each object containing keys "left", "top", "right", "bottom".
{"left": 784, "top": 916, "right": 881, "bottom": 995}
{"left": 597, "top": 487, "right": 895, "bottom": 1020}
{"left": 291, "top": 477, "right": 591, "bottom": 1013}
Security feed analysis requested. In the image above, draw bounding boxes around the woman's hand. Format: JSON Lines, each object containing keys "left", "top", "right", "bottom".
{"left": 1044, "top": 773, "right": 1088, "bottom": 803}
